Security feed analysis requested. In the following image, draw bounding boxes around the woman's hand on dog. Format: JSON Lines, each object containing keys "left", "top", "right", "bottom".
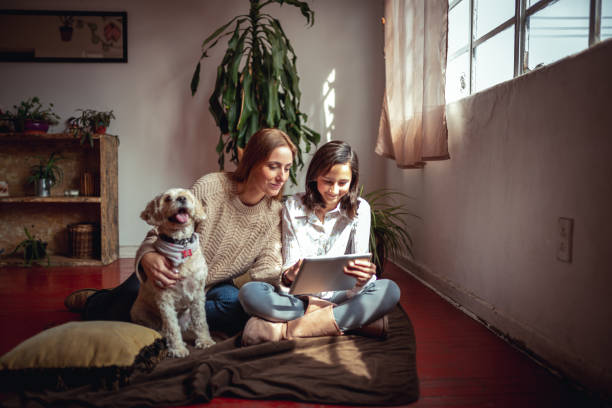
{"left": 141, "top": 252, "right": 182, "bottom": 288}
{"left": 344, "top": 258, "right": 376, "bottom": 287}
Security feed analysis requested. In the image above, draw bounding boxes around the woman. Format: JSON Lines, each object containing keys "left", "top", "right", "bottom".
{"left": 239, "top": 140, "right": 401, "bottom": 345}
{"left": 65, "top": 128, "right": 296, "bottom": 335}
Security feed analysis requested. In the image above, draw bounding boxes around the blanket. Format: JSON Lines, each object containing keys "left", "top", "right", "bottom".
{"left": 2, "top": 306, "right": 419, "bottom": 407}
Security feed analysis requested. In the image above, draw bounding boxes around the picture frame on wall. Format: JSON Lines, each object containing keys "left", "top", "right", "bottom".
{"left": 0, "top": 10, "right": 127, "bottom": 63}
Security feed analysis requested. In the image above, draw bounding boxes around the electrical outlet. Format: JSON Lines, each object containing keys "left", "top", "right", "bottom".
{"left": 557, "top": 217, "right": 573, "bottom": 263}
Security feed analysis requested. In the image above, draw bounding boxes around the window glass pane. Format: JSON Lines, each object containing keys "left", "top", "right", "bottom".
{"left": 473, "top": 26, "right": 514, "bottom": 93}
{"left": 449, "top": 0, "right": 469, "bottom": 56}
{"left": 525, "top": 0, "right": 589, "bottom": 71}
{"left": 603, "top": 0, "right": 612, "bottom": 41}
{"left": 446, "top": 52, "right": 470, "bottom": 103}
{"left": 474, "top": 0, "right": 515, "bottom": 39}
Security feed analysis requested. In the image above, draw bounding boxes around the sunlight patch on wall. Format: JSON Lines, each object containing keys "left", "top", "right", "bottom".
{"left": 322, "top": 68, "right": 336, "bottom": 142}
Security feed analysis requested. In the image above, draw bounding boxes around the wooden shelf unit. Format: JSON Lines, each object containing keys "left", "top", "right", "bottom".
{"left": 0, "top": 133, "right": 118, "bottom": 266}
{"left": 0, "top": 196, "right": 102, "bottom": 203}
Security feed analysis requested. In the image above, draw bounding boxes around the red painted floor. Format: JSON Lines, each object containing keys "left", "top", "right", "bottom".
{"left": 0, "top": 259, "right": 606, "bottom": 407}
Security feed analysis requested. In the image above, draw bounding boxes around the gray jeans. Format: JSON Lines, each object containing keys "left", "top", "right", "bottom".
{"left": 238, "top": 279, "right": 401, "bottom": 332}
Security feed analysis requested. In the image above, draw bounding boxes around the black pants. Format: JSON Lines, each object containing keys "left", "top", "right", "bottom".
{"left": 83, "top": 272, "right": 249, "bottom": 335}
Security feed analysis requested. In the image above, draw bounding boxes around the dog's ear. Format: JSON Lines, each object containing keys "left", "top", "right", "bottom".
{"left": 190, "top": 192, "right": 207, "bottom": 227}
{"left": 140, "top": 193, "right": 164, "bottom": 226}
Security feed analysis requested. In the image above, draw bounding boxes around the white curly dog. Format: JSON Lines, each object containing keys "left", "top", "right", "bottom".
{"left": 130, "top": 188, "right": 215, "bottom": 357}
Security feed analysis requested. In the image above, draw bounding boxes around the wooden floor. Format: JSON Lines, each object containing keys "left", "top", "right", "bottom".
{"left": 0, "top": 259, "right": 607, "bottom": 408}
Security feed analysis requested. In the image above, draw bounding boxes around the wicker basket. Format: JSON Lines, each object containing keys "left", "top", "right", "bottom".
{"left": 68, "top": 223, "right": 99, "bottom": 259}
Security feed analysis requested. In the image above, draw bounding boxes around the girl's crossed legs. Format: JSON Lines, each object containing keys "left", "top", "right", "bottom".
{"left": 239, "top": 279, "right": 400, "bottom": 332}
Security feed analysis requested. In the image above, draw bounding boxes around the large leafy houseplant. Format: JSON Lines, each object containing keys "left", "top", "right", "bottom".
{"left": 362, "top": 188, "right": 418, "bottom": 276}
{"left": 190, "top": 0, "right": 320, "bottom": 183}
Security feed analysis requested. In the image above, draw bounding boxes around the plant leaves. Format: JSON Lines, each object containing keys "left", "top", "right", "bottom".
{"left": 190, "top": 62, "right": 201, "bottom": 96}
{"left": 265, "top": 80, "right": 280, "bottom": 126}
{"left": 236, "top": 70, "right": 251, "bottom": 131}
{"left": 194, "top": 0, "right": 320, "bottom": 183}
{"left": 209, "top": 66, "right": 228, "bottom": 133}
{"left": 361, "top": 187, "right": 419, "bottom": 268}
{"left": 200, "top": 15, "right": 242, "bottom": 50}
{"left": 269, "top": 0, "right": 315, "bottom": 26}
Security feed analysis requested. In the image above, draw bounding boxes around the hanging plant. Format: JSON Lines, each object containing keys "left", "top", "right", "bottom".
{"left": 190, "top": 0, "right": 320, "bottom": 184}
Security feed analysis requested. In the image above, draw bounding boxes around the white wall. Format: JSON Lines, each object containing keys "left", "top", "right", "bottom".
{"left": 387, "top": 40, "right": 612, "bottom": 398}
{"left": 0, "top": 0, "right": 386, "bottom": 251}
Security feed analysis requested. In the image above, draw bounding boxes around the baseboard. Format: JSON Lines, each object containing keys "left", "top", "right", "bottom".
{"left": 119, "top": 245, "right": 138, "bottom": 259}
{"left": 393, "top": 256, "right": 612, "bottom": 403}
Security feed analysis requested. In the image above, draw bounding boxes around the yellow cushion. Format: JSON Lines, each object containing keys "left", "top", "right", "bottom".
{"left": 0, "top": 321, "right": 166, "bottom": 390}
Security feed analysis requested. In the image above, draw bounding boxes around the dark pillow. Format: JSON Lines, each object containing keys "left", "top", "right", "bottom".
{"left": 0, "top": 320, "right": 166, "bottom": 390}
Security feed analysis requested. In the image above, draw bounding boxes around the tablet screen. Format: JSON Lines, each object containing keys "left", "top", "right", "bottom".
{"left": 289, "top": 253, "right": 371, "bottom": 295}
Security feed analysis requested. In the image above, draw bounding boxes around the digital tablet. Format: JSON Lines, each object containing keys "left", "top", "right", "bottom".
{"left": 289, "top": 253, "right": 372, "bottom": 295}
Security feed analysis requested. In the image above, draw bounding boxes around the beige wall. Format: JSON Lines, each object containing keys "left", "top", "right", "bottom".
{"left": 387, "top": 39, "right": 612, "bottom": 398}
{"left": 0, "top": 0, "right": 387, "bottom": 251}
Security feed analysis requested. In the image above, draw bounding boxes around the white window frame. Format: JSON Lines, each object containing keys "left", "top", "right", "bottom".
{"left": 448, "top": 0, "right": 605, "bottom": 96}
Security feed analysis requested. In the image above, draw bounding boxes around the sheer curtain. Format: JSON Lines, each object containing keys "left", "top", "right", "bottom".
{"left": 376, "top": 0, "right": 449, "bottom": 168}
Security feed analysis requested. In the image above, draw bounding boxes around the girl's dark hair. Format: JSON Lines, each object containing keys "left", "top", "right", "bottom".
{"left": 302, "top": 140, "right": 360, "bottom": 218}
{"left": 231, "top": 128, "right": 297, "bottom": 200}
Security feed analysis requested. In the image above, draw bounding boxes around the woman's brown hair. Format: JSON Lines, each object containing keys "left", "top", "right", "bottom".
{"left": 302, "top": 140, "right": 360, "bottom": 218}
{"left": 231, "top": 128, "right": 297, "bottom": 199}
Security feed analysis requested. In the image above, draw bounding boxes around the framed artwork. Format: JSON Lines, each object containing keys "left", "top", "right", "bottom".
{"left": 0, "top": 10, "right": 127, "bottom": 63}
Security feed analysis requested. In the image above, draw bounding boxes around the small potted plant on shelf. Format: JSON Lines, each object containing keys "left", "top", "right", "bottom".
{"left": 27, "top": 152, "right": 63, "bottom": 197}
{"left": 0, "top": 109, "right": 14, "bottom": 132}
{"left": 66, "top": 108, "right": 115, "bottom": 147}
{"left": 8, "top": 226, "right": 50, "bottom": 267}
{"left": 4, "top": 97, "right": 60, "bottom": 133}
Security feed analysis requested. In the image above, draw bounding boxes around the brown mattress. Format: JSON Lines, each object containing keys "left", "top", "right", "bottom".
{"left": 3, "top": 306, "right": 419, "bottom": 407}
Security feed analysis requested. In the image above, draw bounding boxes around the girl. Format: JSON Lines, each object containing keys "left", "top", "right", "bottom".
{"left": 65, "top": 128, "right": 296, "bottom": 335}
{"left": 239, "top": 140, "right": 401, "bottom": 345}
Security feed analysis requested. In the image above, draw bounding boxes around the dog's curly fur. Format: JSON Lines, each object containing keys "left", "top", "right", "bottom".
{"left": 130, "top": 188, "right": 214, "bottom": 357}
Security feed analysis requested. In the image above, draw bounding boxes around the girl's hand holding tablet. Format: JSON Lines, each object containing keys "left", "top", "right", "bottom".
{"left": 344, "top": 258, "right": 376, "bottom": 287}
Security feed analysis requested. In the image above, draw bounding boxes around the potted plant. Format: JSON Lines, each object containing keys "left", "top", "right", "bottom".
{"left": 362, "top": 188, "right": 419, "bottom": 276}
{"left": 66, "top": 109, "right": 115, "bottom": 147}
{"left": 8, "top": 227, "right": 50, "bottom": 266}
{"left": 4, "top": 97, "right": 60, "bottom": 133}
{"left": 0, "top": 109, "right": 14, "bottom": 132}
{"left": 190, "top": 0, "right": 320, "bottom": 184}
{"left": 27, "top": 152, "right": 63, "bottom": 197}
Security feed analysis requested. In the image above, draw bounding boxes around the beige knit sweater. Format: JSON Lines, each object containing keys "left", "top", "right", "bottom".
{"left": 134, "top": 172, "right": 283, "bottom": 289}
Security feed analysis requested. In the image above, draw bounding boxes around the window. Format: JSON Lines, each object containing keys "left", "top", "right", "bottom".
{"left": 473, "top": 25, "right": 514, "bottom": 92}
{"left": 446, "top": 0, "right": 611, "bottom": 103}
{"left": 603, "top": 0, "right": 612, "bottom": 40}
{"left": 525, "top": 0, "right": 590, "bottom": 71}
